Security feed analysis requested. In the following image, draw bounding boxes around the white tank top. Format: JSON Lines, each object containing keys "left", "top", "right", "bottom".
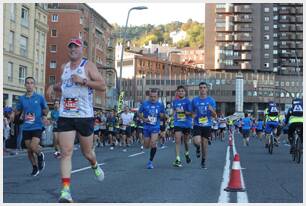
{"left": 59, "top": 58, "right": 94, "bottom": 118}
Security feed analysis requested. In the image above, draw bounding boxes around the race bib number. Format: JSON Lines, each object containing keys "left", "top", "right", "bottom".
{"left": 25, "top": 112, "right": 35, "bottom": 124}
{"left": 109, "top": 127, "right": 113, "bottom": 131}
{"left": 64, "top": 98, "right": 79, "bottom": 112}
{"left": 199, "top": 116, "right": 208, "bottom": 125}
{"left": 121, "top": 125, "right": 127, "bottom": 130}
{"left": 177, "top": 112, "right": 186, "bottom": 120}
{"left": 100, "top": 125, "right": 106, "bottom": 130}
{"left": 148, "top": 116, "right": 157, "bottom": 125}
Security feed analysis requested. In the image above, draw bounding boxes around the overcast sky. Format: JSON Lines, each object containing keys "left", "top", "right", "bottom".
{"left": 87, "top": 2, "right": 205, "bottom": 26}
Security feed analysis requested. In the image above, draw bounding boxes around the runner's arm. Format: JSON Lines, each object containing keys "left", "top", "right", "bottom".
{"left": 85, "top": 61, "right": 106, "bottom": 92}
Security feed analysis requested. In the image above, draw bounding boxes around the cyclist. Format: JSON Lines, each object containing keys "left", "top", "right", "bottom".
{"left": 285, "top": 98, "right": 303, "bottom": 154}
{"left": 264, "top": 101, "right": 280, "bottom": 148}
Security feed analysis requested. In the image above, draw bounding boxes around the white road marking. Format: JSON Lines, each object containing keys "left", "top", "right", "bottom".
{"left": 128, "top": 151, "right": 145, "bottom": 157}
{"left": 71, "top": 163, "right": 105, "bottom": 174}
{"left": 218, "top": 146, "right": 230, "bottom": 203}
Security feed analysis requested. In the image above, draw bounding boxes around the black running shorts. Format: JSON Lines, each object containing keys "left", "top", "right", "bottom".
{"left": 193, "top": 125, "right": 211, "bottom": 139}
{"left": 174, "top": 126, "right": 191, "bottom": 135}
{"left": 57, "top": 117, "right": 94, "bottom": 137}
{"left": 23, "top": 129, "right": 43, "bottom": 141}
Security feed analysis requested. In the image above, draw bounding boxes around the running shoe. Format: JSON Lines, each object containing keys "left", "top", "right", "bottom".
{"left": 38, "top": 152, "right": 45, "bottom": 171}
{"left": 147, "top": 160, "right": 154, "bottom": 169}
{"left": 58, "top": 188, "right": 73, "bottom": 203}
{"left": 53, "top": 151, "right": 61, "bottom": 159}
{"left": 110, "top": 146, "right": 114, "bottom": 150}
{"left": 196, "top": 147, "right": 200, "bottom": 158}
{"left": 185, "top": 154, "right": 191, "bottom": 164}
{"left": 93, "top": 165, "right": 105, "bottom": 182}
{"left": 201, "top": 159, "right": 207, "bottom": 169}
{"left": 140, "top": 145, "right": 144, "bottom": 150}
{"left": 31, "top": 167, "right": 39, "bottom": 176}
{"left": 122, "top": 148, "right": 127, "bottom": 152}
{"left": 173, "top": 159, "right": 183, "bottom": 167}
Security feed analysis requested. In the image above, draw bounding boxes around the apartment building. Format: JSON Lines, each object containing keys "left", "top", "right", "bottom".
{"left": 3, "top": 3, "right": 48, "bottom": 107}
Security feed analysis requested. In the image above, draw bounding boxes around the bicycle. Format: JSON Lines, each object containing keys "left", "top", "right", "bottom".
{"left": 292, "top": 127, "right": 303, "bottom": 164}
{"left": 267, "top": 126, "right": 277, "bottom": 154}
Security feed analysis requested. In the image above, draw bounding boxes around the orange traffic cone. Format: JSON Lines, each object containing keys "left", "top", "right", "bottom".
{"left": 224, "top": 154, "right": 246, "bottom": 192}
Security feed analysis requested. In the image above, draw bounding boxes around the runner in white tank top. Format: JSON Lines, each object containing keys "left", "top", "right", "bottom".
{"left": 59, "top": 58, "right": 94, "bottom": 118}
{"left": 46, "top": 38, "right": 106, "bottom": 203}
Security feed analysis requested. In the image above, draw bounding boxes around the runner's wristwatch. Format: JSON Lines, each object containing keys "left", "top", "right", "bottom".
{"left": 82, "top": 78, "right": 88, "bottom": 86}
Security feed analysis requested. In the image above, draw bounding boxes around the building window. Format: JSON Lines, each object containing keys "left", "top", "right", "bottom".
{"left": 264, "top": 44, "right": 270, "bottom": 50}
{"left": 273, "top": 25, "right": 278, "bottom": 29}
{"left": 264, "top": 63, "right": 270, "bottom": 68}
{"left": 273, "top": 59, "right": 278, "bottom": 63}
{"left": 264, "top": 26, "right": 269, "bottom": 31}
{"left": 264, "top": 16, "right": 270, "bottom": 22}
{"left": 264, "top": 53, "right": 270, "bottom": 58}
{"left": 80, "top": 16, "right": 84, "bottom": 24}
{"left": 273, "top": 7, "right": 278, "bottom": 12}
{"left": 273, "top": 33, "right": 278, "bottom": 38}
{"left": 19, "top": 65, "right": 27, "bottom": 84}
{"left": 20, "top": 35, "right": 28, "bottom": 57}
{"left": 51, "top": 29, "right": 57, "bottom": 37}
{"left": 273, "top": 16, "right": 278, "bottom": 20}
{"left": 40, "top": 52, "right": 44, "bottom": 65}
{"left": 21, "top": 6, "right": 29, "bottom": 27}
{"left": 273, "top": 41, "right": 278, "bottom": 46}
{"left": 49, "top": 75, "right": 56, "bottom": 84}
{"left": 41, "top": 32, "right": 45, "bottom": 47}
{"left": 8, "top": 62, "right": 13, "bottom": 82}
{"left": 264, "top": 7, "right": 270, "bottom": 12}
{"left": 10, "top": 4, "right": 15, "bottom": 21}
{"left": 9, "top": 31, "right": 14, "bottom": 52}
{"left": 51, "top": 14, "right": 58, "bottom": 22}
{"left": 50, "top": 45, "right": 57, "bottom": 53}
{"left": 264, "top": 34, "right": 270, "bottom": 40}
{"left": 50, "top": 60, "right": 57, "bottom": 69}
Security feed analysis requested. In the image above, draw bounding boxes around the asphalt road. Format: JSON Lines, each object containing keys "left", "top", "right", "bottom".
{"left": 3, "top": 130, "right": 303, "bottom": 203}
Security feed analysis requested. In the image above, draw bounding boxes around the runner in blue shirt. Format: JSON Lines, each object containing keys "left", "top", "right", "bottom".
{"left": 171, "top": 85, "right": 192, "bottom": 167}
{"left": 192, "top": 82, "right": 217, "bottom": 169}
{"left": 139, "top": 88, "right": 165, "bottom": 169}
{"left": 241, "top": 113, "right": 252, "bottom": 146}
{"left": 256, "top": 118, "right": 264, "bottom": 141}
{"left": 15, "top": 77, "right": 49, "bottom": 176}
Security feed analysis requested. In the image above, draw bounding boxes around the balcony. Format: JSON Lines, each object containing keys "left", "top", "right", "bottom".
{"left": 241, "top": 53, "right": 252, "bottom": 60}
{"left": 289, "top": 25, "right": 296, "bottom": 31}
{"left": 280, "top": 52, "right": 290, "bottom": 58}
{"left": 216, "top": 27, "right": 227, "bottom": 32}
{"left": 296, "top": 43, "right": 303, "bottom": 49}
{"left": 234, "top": 15, "right": 252, "bottom": 23}
{"left": 289, "top": 43, "right": 296, "bottom": 49}
{"left": 234, "top": 25, "right": 252, "bottom": 32}
{"left": 242, "top": 44, "right": 252, "bottom": 50}
{"left": 216, "top": 5, "right": 234, "bottom": 14}
{"left": 297, "top": 51, "right": 303, "bottom": 58}
{"left": 225, "top": 25, "right": 234, "bottom": 32}
{"left": 215, "top": 63, "right": 226, "bottom": 69}
{"left": 279, "top": 35, "right": 289, "bottom": 40}
{"left": 241, "top": 62, "right": 251, "bottom": 69}
{"left": 296, "top": 16, "right": 303, "bottom": 23}
{"left": 226, "top": 45, "right": 234, "bottom": 50}
{"left": 289, "top": 16, "right": 296, "bottom": 23}
{"left": 296, "top": 33, "right": 303, "bottom": 40}
{"left": 279, "top": 25, "right": 289, "bottom": 32}
{"left": 216, "top": 36, "right": 226, "bottom": 41}
{"left": 234, "top": 6, "right": 252, "bottom": 13}
{"left": 289, "top": 33, "right": 296, "bottom": 40}
{"left": 279, "top": 17, "right": 290, "bottom": 23}
{"left": 234, "top": 44, "right": 241, "bottom": 50}
{"left": 279, "top": 8, "right": 290, "bottom": 14}
{"left": 296, "top": 25, "right": 303, "bottom": 31}
{"left": 290, "top": 7, "right": 296, "bottom": 14}
{"left": 234, "top": 34, "right": 252, "bottom": 41}
{"left": 279, "top": 44, "right": 289, "bottom": 49}
{"left": 296, "top": 7, "right": 303, "bottom": 14}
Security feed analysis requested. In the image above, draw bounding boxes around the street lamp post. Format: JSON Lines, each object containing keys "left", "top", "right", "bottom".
{"left": 118, "top": 6, "right": 148, "bottom": 96}
{"left": 142, "top": 73, "right": 145, "bottom": 101}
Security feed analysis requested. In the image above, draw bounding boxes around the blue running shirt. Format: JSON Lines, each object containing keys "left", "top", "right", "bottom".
{"left": 16, "top": 92, "right": 48, "bottom": 131}
{"left": 139, "top": 100, "right": 165, "bottom": 130}
{"left": 191, "top": 96, "right": 216, "bottom": 127}
{"left": 172, "top": 97, "right": 192, "bottom": 128}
